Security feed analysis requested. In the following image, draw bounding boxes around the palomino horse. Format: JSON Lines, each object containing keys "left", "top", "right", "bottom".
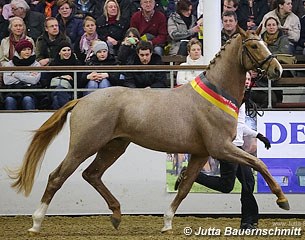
{"left": 9, "top": 27, "right": 289, "bottom": 235}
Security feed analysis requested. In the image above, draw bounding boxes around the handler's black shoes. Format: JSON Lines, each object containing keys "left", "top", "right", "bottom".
{"left": 240, "top": 223, "right": 257, "bottom": 230}
{"left": 174, "top": 167, "right": 187, "bottom": 190}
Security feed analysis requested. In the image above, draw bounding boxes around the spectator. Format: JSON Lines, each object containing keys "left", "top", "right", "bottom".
{"left": 48, "top": 41, "right": 81, "bottom": 109}
{"left": 3, "top": 39, "right": 41, "bottom": 110}
{"left": 237, "top": 0, "right": 269, "bottom": 30}
{"left": 269, "top": 0, "right": 305, "bottom": 18}
{"left": 130, "top": 0, "right": 168, "bottom": 56}
{"left": 56, "top": 0, "right": 84, "bottom": 48}
{"left": 176, "top": 38, "right": 203, "bottom": 85}
{"left": 262, "top": 16, "right": 293, "bottom": 54}
{"left": 82, "top": 40, "right": 121, "bottom": 95}
{"left": 0, "top": 16, "right": 35, "bottom": 66}
{"left": 260, "top": 0, "right": 300, "bottom": 47}
{"left": 0, "top": 2, "right": 9, "bottom": 42}
{"left": 34, "top": 0, "right": 59, "bottom": 18}
{"left": 10, "top": 0, "right": 45, "bottom": 42}
{"left": 252, "top": 17, "right": 293, "bottom": 107}
{"left": 96, "top": 0, "right": 129, "bottom": 56}
{"left": 36, "top": 17, "right": 71, "bottom": 66}
{"left": 167, "top": 0, "right": 200, "bottom": 56}
{"left": 249, "top": 70, "right": 282, "bottom": 107}
{"left": 221, "top": 10, "right": 239, "bottom": 46}
{"left": 75, "top": 15, "right": 99, "bottom": 64}
{"left": 222, "top": 0, "right": 239, "bottom": 12}
{"left": 74, "top": 0, "right": 103, "bottom": 19}
{"left": 2, "top": 0, "right": 13, "bottom": 20}
{"left": 117, "top": 27, "right": 140, "bottom": 64}
{"left": 131, "top": 0, "right": 167, "bottom": 16}
{"left": 124, "top": 40, "right": 167, "bottom": 88}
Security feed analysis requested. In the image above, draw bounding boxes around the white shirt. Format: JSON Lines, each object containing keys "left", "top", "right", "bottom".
{"left": 233, "top": 103, "right": 258, "bottom": 146}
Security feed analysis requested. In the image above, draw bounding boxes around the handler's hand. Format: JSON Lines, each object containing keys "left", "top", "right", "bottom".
{"left": 257, "top": 133, "right": 271, "bottom": 149}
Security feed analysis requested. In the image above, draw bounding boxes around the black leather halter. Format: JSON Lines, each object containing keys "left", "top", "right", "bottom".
{"left": 242, "top": 38, "right": 274, "bottom": 74}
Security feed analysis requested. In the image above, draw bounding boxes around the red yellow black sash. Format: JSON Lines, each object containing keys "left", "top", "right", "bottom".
{"left": 191, "top": 74, "right": 239, "bottom": 119}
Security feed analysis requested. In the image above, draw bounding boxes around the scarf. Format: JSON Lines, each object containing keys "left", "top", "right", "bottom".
{"left": 79, "top": 32, "right": 98, "bottom": 60}
{"left": 180, "top": 14, "right": 192, "bottom": 29}
{"left": 262, "top": 31, "right": 279, "bottom": 45}
{"left": 9, "top": 34, "right": 26, "bottom": 60}
{"left": 45, "top": 0, "right": 55, "bottom": 18}
{"left": 108, "top": 15, "right": 117, "bottom": 24}
{"left": 12, "top": 55, "right": 36, "bottom": 66}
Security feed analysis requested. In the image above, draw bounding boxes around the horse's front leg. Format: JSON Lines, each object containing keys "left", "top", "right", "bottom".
{"left": 162, "top": 155, "right": 208, "bottom": 233}
{"left": 214, "top": 143, "right": 289, "bottom": 210}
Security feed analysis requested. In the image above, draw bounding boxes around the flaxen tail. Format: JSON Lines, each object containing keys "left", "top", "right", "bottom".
{"left": 8, "top": 99, "right": 80, "bottom": 196}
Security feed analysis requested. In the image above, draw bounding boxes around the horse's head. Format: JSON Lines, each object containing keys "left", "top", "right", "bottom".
{"left": 238, "top": 26, "right": 282, "bottom": 81}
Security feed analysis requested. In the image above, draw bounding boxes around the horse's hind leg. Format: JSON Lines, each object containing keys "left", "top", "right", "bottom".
{"left": 29, "top": 151, "right": 92, "bottom": 234}
{"left": 82, "top": 138, "right": 130, "bottom": 230}
{"left": 162, "top": 155, "right": 208, "bottom": 233}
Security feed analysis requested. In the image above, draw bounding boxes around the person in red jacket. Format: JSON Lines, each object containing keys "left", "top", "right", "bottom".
{"left": 130, "top": 0, "right": 167, "bottom": 56}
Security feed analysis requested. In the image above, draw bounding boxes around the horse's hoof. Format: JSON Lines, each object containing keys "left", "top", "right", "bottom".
{"left": 161, "top": 226, "right": 173, "bottom": 234}
{"left": 28, "top": 229, "right": 40, "bottom": 236}
{"left": 110, "top": 216, "right": 121, "bottom": 230}
{"left": 277, "top": 199, "right": 290, "bottom": 210}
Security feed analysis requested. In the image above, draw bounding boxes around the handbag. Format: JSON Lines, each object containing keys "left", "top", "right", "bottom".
{"left": 50, "top": 76, "right": 72, "bottom": 89}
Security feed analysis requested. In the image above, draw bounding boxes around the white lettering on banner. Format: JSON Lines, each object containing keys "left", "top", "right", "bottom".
{"left": 257, "top": 111, "right": 305, "bottom": 158}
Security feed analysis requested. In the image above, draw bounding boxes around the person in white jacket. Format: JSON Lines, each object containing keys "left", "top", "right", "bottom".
{"left": 176, "top": 38, "right": 204, "bottom": 86}
{"left": 3, "top": 39, "right": 41, "bottom": 110}
{"left": 175, "top": 73, "right": 271, "bottom": 230}
{"left": 260, "top": 0, "right": 300, "bottom": 45}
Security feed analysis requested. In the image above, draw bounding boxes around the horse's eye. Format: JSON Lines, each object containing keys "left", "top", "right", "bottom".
{"left": 251, "top": 44, "right": 258, "bottom": 49}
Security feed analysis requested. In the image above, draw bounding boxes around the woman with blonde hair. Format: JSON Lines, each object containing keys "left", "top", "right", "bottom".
{"left": 176, "top": 38, "right": 204, "bottom": 85}
{"left": 96, "top": 0, "right": 129, "bottom": 55}
{"left": 0, "top": 16, "right": 35, "bottom": 66}
{"left": 75, "top": 15, "right": 100, "bottom": 64}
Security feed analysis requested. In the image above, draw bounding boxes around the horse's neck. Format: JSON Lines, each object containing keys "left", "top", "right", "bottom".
{"left": 205, "top": 35, "right": 246, "bottom": 105}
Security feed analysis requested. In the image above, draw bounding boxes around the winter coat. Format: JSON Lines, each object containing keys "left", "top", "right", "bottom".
{"left": 96, "top": 15, "right": 129, "bottom": 53}
{"left": 124, "top": 53, "right": 167, "bottom": 88}
{"left": 117, "top": 43, "right": 137, "bottom": 65}
{"left": 48, "top": 52, "right": 83, "bottom": 87}
{"left": 237, "top": 0, "right": 269, "bottom": 30}
{"left": 167, "top": 12, "right": 197, "bottom": 55}
{"left": 0, "top": 36, "right": 35, "bottom": 66}
{"left": 261, "top": 30, "right": 292, "bottom": 54}
{"left": 176, "top": 55, "right": 204, "bottom": 85}
{"left": 0, "top": 15, "right": 9, "bottom": 42}
{"left": 130, "top": 10, "right": 168, "bottom": 46}
{"left": 74, "top": 0, "right": 102, "bottom": 19}
{"left": 34, "top": 0, "right": 59, "bottom": 17}
{"left": 35, "top": 32, "right": 71, "bottom": 62}
{"left": 3, "top": 54, "right": 41, "bottom": 85}
{"left": 56, "top": 13, "right": 84, "bottom": 47}
{"left": 82, "top": 54, "right": 122, "bottom": 86}
{"left": 23, "top": 10, "right": 45, "bottom": 42}
{"left": 260, "top": 9, "right": 301, "bottom": 43}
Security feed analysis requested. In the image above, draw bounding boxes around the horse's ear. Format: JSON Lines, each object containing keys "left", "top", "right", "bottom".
{"left": 237, "top": 25, "right": 247, "bottom": 38}
{"left": 255, "top": 24, "right": 263, "bottom": 35}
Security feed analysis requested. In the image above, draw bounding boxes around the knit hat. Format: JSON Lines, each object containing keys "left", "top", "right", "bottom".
{"left": 15, "top": 39, "right": 33, "bottom": 54}
{"left": 58, "top": 41, "right": 72, "bottom": 52}
{"left": 93, "top": 41, "right": 108, "bottom": 54}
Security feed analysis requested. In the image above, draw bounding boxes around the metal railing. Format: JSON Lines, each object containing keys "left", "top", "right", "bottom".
{"left": 0, "top": 64, "right": 304, "bottom": 110}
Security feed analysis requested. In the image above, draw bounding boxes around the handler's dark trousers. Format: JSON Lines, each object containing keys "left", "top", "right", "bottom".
{"left": 195, "top": 158, "right": 258, "bottom": 225}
